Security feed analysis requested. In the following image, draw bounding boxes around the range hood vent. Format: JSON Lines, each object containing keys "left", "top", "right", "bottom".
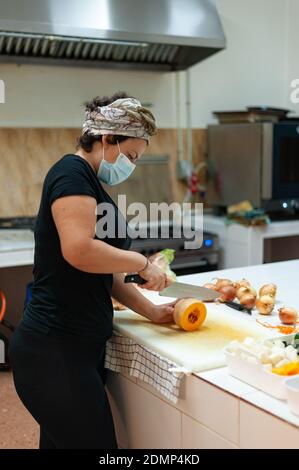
{"left": 0, "top": 0, "right": 226, "bottom": 71}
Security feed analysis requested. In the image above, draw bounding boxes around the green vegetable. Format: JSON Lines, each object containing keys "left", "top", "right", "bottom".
{"left": 160, "top": 248, "right": 175, "bottom": 264}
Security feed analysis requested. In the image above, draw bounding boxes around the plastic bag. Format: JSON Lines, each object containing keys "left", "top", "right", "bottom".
{"left": 149, "top": 248, "right": 176, "bottom": 281}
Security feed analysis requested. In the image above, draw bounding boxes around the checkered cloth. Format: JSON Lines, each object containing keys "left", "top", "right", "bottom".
{"left": 104, "top": 331, "right": 191, "bottom": 404}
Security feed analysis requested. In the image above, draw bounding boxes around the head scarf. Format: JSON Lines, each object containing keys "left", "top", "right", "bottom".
{"left": 82, "top": 97, "right": 157, "bottom": 142}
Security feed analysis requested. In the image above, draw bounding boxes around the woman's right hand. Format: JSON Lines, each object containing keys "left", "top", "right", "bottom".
{"left": 138, "top": 260, "right": 173, "bottom": 292}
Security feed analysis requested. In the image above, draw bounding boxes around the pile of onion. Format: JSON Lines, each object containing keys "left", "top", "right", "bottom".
{"left": 203, "top": 279, "right": 280, "bottom": 314}
{"left": 209, "top": 278, "right": 237, "bottom": 302}
{"left": 212, "top": 278, "right": 257, "bottom": 307}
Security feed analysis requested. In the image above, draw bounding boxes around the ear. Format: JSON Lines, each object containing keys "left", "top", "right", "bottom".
{"left": 102, "top": 135, "right": 110, "bottom": 149}
{"left": 105, "top": 134, "right": 116, "bottom": 146}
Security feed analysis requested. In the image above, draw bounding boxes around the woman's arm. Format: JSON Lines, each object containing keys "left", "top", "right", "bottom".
{"left": 52, "top": 195, "right": 146, "bottom": 273}
{"left": 112, "top": 272, "right": 154, "bottom": 319}
{"left": 51, "top": 195, "right": 170, "bottom": 291}
{"left": 112, "top": 272, "right": 176, "bottom": 324}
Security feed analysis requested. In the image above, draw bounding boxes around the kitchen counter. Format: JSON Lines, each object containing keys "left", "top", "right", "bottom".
{"left": 2, "top": 229, "right": 299, "bottom": 447}
{"left": 203, "top": 214, "right": 299, "bottom": 269}
{"left": 0, "top": 230, "right": 34, "bottom": 268}
{"left": 107, "top": 260, "right": 299, "bottom": 449}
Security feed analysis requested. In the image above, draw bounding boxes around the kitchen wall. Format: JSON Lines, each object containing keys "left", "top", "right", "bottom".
{"left": 0, "top": 65, "right": 176, "bottom": 128}
{"left": 0, "top": 0, "right": 298, "bottom": 215}
{"left": 187, "top": 0, "right": 290, "bottom": 127}
{"left": 285, "top": 0, "right": 299, "bottom": 115}
{"left": 0, "top": 127, "right": 206, "bottom": 216}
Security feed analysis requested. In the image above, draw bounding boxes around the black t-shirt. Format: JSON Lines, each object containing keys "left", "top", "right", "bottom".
{"left": 22, "top": 154, "right": 131, "bottom": 339}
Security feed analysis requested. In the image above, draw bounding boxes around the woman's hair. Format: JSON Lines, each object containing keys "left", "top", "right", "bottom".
{"left": 76, "top": 91, "right": 147, "bottom": 153}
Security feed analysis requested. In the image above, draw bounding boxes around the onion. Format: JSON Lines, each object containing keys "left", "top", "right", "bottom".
{"left": 278, "top": 307, "right": 298, "bottom": 325}
{"left": 256, "top": 295, "right": 275, "bottom": 315}
{"left": 218, "top": 285, "right": 236, "bottom": 302}
{"left": 239, "top": 293, "right": 256, "bottom": 309}
{"left": 236, "top": 286, "right": 257, "bottom": 300}
{"left": 259, "top": 283, "right": 277, "bottom": 298}
{"left": 213, "top": 278, "right": 234, "bottom": 290}
{"left": 235, "top": 278, "right": 251, "bottom": 290}
{"left": 203, "top": 283, "right": 218, "bottom": 291}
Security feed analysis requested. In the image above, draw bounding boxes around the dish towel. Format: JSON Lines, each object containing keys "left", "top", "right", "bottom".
{"left": 104, "top": 331, "right": 191, "bottom": 404}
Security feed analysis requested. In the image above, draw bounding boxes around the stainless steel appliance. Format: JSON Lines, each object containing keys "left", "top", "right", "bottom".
{"left": 207, "top": 121, "right": 299, "bottom": 217}
{"left": 130, "top": 224, "right": 219, "bottom": 276}
{"left": 0, "top": 0, "right": 225, "bottom": 71}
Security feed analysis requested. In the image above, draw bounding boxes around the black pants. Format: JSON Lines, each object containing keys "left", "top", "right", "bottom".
{"left": 8, "top": 321, "right": 118, "bottom": 449}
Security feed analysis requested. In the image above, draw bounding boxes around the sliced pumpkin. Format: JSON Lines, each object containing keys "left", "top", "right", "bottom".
{"left": 173, "top": 298, "right": 207, "bottom": 332}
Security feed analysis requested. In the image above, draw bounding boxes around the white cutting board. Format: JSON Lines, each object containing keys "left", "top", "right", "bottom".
{"left": 112, "top": 304, "right": 275, "bottom": 373}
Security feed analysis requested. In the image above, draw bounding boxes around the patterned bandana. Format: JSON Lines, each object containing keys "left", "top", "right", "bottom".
{"left": 82, "top": 97, "right": 157, "bottom": 142}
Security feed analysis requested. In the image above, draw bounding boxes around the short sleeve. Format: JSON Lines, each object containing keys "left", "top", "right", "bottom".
{"left": 47, "top": 157, "right": 97, "bottom": 206}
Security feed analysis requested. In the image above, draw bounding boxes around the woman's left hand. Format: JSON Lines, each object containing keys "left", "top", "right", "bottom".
{"left": 148, "top": 299, "right": 180, "bottom": 324}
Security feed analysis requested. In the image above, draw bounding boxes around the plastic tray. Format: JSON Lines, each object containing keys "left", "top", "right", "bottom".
{"left": 224, "top": 348, "right": 287, "bottom": 399}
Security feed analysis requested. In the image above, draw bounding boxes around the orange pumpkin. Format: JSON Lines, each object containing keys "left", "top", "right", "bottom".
{"left": 173, "top": 298, "right": 207, "bottom": 331}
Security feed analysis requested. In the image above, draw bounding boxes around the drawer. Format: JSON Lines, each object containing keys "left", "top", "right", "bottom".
{"left": 177, "top": 374, "right": 239, "bottom": 444}
{"left": 182, "top": 414, "right": 239, "bottom": 449}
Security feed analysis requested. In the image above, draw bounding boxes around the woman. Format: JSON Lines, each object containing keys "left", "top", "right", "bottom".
{"left": 9, "top": 91, "right": 176, "bottom": 449}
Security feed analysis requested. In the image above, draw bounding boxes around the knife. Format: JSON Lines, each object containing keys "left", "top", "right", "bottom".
{"left": 124, "top": 273, "right": 219, "bottom": 301}
{"left": 124, "top": 273, "right": 252, "bottom": 314}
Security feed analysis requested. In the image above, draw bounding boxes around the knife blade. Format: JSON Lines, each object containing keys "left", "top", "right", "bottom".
{"left": 124, "top": 274, "right": 219, "bottom": 301}
{"left": 124, "top": 274, "right": 252, "bottom": 314}
{"left": 158, "top": 281, "right": 220, "bottom": 301}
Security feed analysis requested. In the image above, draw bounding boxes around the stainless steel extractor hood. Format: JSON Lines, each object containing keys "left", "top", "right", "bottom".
{"left": 0, "top": 0, "right": 226, "bottom": 71}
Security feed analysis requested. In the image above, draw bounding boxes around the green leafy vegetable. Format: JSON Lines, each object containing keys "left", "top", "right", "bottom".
{"left": 160, "top": 249, "right": 175, "bottom": 264}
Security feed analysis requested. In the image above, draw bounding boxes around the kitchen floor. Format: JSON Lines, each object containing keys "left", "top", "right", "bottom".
{"left": 0, "top": 371, "right": 38, "bottom": 449}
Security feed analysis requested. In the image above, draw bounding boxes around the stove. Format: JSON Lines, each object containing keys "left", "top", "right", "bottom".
{"left": 129, "top": 222, "right": 219, "bottom": 276}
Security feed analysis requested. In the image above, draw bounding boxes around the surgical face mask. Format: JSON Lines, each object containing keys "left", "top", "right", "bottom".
{"left": 97, "top": 140, "right": 136, "bottom": 186}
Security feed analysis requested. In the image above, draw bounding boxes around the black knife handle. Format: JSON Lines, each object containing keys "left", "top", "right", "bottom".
{"left": 124, "top": 273, "right": 146, "bottom": 285}
{"left": 224, "top": 301, "right": 252, "bottom": 315}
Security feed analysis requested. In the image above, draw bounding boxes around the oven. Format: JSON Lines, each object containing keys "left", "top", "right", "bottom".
{"left": 129, "top": 224, "right": 219, "bottom": 276}
{"left": 207, "top": 121, "right": 299, "bottom": 218}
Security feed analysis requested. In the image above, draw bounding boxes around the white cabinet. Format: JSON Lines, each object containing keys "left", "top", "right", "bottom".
{"left": 107, "top": 370, "right": 299, "bottom": 449}
{"left": 203, "top": 214, "right": 299, "bottom": 268}
{"left": 176, "top": 375, "right": 239, "bottom": 445}
{"left": 240, "top": 401, "right": 299, "bottom": 449}
{"left": 106, "top": 372, "right": 181, "bottom": 449}
{"left": 182, "top": 415, "right": 238, "bottom": 449}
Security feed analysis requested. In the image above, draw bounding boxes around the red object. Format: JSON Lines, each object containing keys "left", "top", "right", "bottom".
{"left": 0, "top": 289, "right": 7, "bottom": 322}
{"left": 190, "top": 172, "right": 199, "bottom": 195}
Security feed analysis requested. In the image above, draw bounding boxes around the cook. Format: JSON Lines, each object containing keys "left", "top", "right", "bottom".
{"left": 8, "top": 91, "right": 177, "bottom": 449}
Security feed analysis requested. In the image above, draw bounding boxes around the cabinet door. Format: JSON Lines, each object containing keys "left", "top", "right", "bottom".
{"left": 240, "top": 401, "right": 299, "bottom": 449}
{"left": 106, "top": 372, "right": 181, "bottom": 449}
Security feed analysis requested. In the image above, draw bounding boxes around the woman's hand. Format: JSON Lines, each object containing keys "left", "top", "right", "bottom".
{"left": 148, "top": 300, "right": 179, "bottom": 324}
{"left": 138, "top": 260, "right": 173, "bottom": 291}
